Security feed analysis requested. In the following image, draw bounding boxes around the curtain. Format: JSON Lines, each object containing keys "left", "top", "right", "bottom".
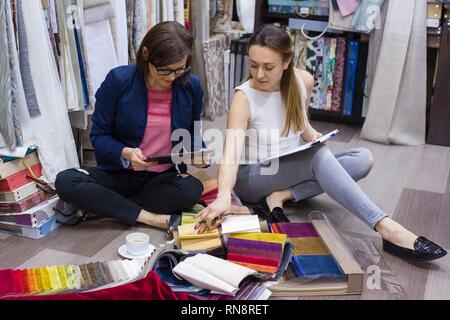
{"left": 20, "top": 0, "right": 79, "bottom": 184}
{"left": 0, "top": 0, "right": 17, "bottom": 150}
{"left": 361, "top": 0, "right": 427, "bottom": 145}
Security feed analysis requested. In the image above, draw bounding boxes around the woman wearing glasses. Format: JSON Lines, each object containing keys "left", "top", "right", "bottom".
{"left": 55, "top": 22, "right": 209, "bottom": 230}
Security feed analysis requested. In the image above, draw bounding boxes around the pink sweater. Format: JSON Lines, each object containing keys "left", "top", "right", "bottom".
{"left": 139, "top": 88, "right": 174, "bottom": 173}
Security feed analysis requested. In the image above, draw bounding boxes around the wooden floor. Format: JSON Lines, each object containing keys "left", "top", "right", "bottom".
{"left": 1, "top": 116, "right": 449, "bottom": 300}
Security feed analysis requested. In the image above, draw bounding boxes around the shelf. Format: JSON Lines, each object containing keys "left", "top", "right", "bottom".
{"left": 265, "top": 12, "right": 329, "bottom": 22}
{"left": 309, "top": 109, "right": 365, "bottom": 126}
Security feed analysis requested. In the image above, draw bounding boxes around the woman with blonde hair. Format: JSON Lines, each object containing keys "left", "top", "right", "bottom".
{"left": 195, "top": 24, "right": 446, "bottom": 262}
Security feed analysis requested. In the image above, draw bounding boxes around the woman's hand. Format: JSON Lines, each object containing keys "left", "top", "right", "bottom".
{"left": 122, "top": 147, "right": 157, "bottom": 171}
{"left": 194, "top": 194, "right": 231, "bottom": 234}
{"left": 302, "top": 127, "right": 323, "bottom": 143}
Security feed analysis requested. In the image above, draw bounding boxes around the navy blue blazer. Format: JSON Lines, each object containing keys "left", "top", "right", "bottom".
{"left": 90, "top": 64, "right": 205, "bottom": 172}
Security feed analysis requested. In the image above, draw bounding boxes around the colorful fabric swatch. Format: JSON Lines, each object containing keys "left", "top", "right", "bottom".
{"left": 291, "top": 255, "right": 344, "bottom": 278}
{"left": 0, "top": 259, "right": 148, "bottom": 299}
{"left": 8, "top": 272, "right": 190, "bottom": 300}
{"left": 200, "top": 188, "right": 242, "bottom": 207}
{"left": 331, "top": 37, "right": 347, "bottom": 112}
{"left": 289, "top": 237, "right": 330, "bottom": 256}
{"left": 181, "top": 204, "right": 205, "bottom": 225}
{"left": 230, "top": 232, "right": 287, "bottom": 246}
{"left": 178, "top": 223, "right": 222, "bottom": 252}
{"left": 323, "top": 37, "right": 337, "bottom": 111}
{"left": 272, "top": 221, "right": 345, "bottom": 280}
{"left": 272, "top": 223, "right": 320, "bottom": 238}
{"left": 227, "top": 254, "right": 280, "bottom": 268}
{"left": 227, "top": 238, "right": 283, "bottom": 260}
{"left": 0, "top": 270, "right": 17, "bottom": 297}
{"left": 227, "top": 233, "right": 286, "bottom": 274}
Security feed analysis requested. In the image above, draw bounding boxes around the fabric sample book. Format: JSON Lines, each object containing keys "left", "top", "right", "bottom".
{"left": 172, "top": 253, "right": 258, "bottom": 296}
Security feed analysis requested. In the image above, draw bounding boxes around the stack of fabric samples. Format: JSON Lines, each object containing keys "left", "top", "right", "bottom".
{"left": 0, "top": 259, "right": 147, "bottom": 299}
{"left": 0, "top": 149, "right": 63, "bottom": 239}
{"left": 177, "top": 206, "right": 223, "bottom": 252}
{"left": 226, "top": 233, "right": 288, "bottom": 276}
{"left": 177, "top": 224, "right": 223, "bottom": 252}
{"left": 272, "top": 222, "right": 345, "bottom": 278}
{"left": 180, "top": 204, "right": 205, "bottom": 225}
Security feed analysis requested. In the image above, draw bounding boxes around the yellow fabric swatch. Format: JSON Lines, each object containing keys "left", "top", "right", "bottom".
{"left": 47, "top": 266, "right": 62, "bottom": 292}
{"left": 289, "top": 237, "right": 330, "bottom": 256}
{"left": 231, "top": 232, "right": 287, "bottom": 246}
{"left": 33, "top": 268, "right": 44, "bottom": 292}
{"left": 178, "top": 223, "right": 219, "bottom": 240}
{"left": 180, "top": 237, "right": 223, "bottom": 251}
{"left": 65, "top": 265, "right": 76, "bottom": 290}
{"left": 182, "top": 205, "right": 206, "bottom": 225}
{"left": 40, "top": 267, "right": 52, "bottom": 291}
{"left": 57, "top": 266, "right": 68, "bottom": 290}
{"left": 182, "top": 213, "right": 196, "bottom": 225}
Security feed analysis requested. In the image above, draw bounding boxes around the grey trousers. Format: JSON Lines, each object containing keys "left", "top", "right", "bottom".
{"left": 234, "top": 146, "right": 387, "bottom": 229}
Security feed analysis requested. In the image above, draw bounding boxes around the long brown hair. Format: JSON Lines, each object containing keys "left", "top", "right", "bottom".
{"left": 136, "top": 21, "right": 193, "bottom": 84}
{"left": 249, "top": 24, "right": 307, "bottom": 136}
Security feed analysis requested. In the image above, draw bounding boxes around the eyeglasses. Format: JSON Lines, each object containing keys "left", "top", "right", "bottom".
{"left": 155, "top": 65, "right": 192, "bottom": 76}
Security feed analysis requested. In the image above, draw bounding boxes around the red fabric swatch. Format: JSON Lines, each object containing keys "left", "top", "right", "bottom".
{"left": 227, "top": 253, "right": 280, "bottom": 268}
{"left": 12, "top": 270, "right": 25, "bottom": 295}
{"left": 3, "top": 271, "right": 191, "bottom": 300}
{"left": 200, "top": 189, "right": 240, "bottom": 206}
{"left": 0, "top": 270, "right": 17, "bottom": 298}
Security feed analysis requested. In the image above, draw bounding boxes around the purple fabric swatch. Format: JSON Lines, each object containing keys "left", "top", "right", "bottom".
{"left": 274, "top": 223, "right": 320, "bottom": 238}
{"left": 227, "top": 246, "right": 282, "bottom": 261}
{"left": 227, "top": 238, "right": 283, "bottom": 253}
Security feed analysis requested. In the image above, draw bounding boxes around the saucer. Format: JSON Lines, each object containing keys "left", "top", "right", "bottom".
{"left": 118, "top": 244, "right": 156, "bottom": 260}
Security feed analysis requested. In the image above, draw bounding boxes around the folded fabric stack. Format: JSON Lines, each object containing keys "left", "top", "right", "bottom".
{"left": 180, "top": 204, "right": 205, "bottom": 225}
{"left": 0, "top": 150, "right": 64, "bottom": 239}
{"left": 177, "top": 222, "right": 223, "bottom": 252}
{"left": 0, "top": 259, "right": 147, "bottom": 299}
{"left": 272, "top": 222, "right": 345, "bottom": 278}
{"left": 178, "top": 204, "right": 223, "bottom": 252}
{"left": 226, "top": 233, "right": 287, "bottom": 275}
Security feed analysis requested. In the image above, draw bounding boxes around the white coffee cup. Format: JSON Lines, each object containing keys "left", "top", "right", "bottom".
{"left": 125, "top": 232, "right": 150, "bottom": 256}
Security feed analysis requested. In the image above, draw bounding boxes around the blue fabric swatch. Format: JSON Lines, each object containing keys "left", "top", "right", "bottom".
{"left": 292, "top": 255, "right": 345, "bottom": 278}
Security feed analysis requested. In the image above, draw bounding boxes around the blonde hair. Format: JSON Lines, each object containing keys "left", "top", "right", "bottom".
{"left": 249, "top": 24, "right": 307, "bottom": 136}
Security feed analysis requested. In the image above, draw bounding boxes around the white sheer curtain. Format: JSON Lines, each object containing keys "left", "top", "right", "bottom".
{"left": 21, "top": 0, "right": 79, "bottom": 185}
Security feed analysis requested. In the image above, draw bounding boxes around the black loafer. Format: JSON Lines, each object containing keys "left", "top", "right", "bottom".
{"left": 272, "top": 207, "right": 290, "bottom": 223}
{"left": 383, "top": 236, "right": 447, "bottom": 262}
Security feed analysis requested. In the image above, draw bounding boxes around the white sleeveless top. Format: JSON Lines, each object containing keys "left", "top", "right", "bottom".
{"left": 235, "top": 72, "right": 309, "bottom": 164}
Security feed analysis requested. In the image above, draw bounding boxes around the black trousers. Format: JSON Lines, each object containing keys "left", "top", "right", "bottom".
{"left": 55, "top": 167, "right": 204, "bottom": 225}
